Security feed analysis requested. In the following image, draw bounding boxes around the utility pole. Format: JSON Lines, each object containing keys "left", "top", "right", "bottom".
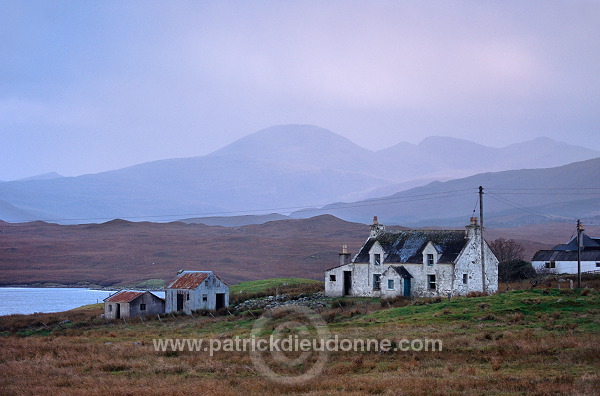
{"left": 479, "top": 186, "right": 486, "bottom": 294}
{"left": 577, "top": 219, "right": 584, "bottom": 288}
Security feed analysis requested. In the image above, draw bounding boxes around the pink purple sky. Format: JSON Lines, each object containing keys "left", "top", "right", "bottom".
{"left": 1, "top": 1, "right": 599, "bottom": 180}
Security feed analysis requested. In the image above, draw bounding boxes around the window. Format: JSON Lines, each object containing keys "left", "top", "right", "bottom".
{"left": 427, "top": 254, "right": 434, "bottom": 266}
{"left": 596, "top": 262, "right": 600, "bottom": 268}
{"left": 374, "top": 254, "right": 381, "bottom": 265}
{"left": 329, "top": 274, "right": 336, "bottom": 282}
{"left": 186, "top": 294, "right": 190, "bottom": 300}
{"left": 202, "top": 294, "right": 208, "bottom": 302}
{"left": 463, "top": 274, "right": 468, "bottom": 284}
{"left": 373, "top": 274, "right": 381, "bottom": 291}
{"left": 205, "top": 280, "right": 209, "bottom": 286}
{"left": 388, "top": 279, "right": 395, "bottom": 289}
{"left": 140, "top": 303, "right": 146, "bottom": 311}
{"left": 428, "top": 275, "right": 436, "bottom": 290}
{"left": 108, "top": 304, "right": 112, "bottom": 312}
{"left": 545, "top": 261, "right": 556, "bottom": 269}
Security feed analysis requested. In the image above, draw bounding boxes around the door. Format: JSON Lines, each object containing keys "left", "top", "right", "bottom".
{"left": 343, "top": 271, "right": 352, "bottom": 296}
{"left": 176, "top": 293, "right": 184, "bottom": 311}
{"left": 116, "top": 303, "right": 121, "bottom": 319}
{"left": 215, "top": 293, "right": 225, "bottom": 310}
{"left": 403, "top": 278, "right": 411, "bottom": 297}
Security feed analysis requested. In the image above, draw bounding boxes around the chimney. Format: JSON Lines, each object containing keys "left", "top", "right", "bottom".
{"left": 466, "top": 217, "right": 480, "bottom": 238}
{"left": 339, "top": 244, "right": 351, "bottom": 266}
{"left": 370, "top": 216, "right": 385, "bottom": 237}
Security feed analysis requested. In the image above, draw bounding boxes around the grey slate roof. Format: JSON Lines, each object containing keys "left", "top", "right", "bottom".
{"left": 532, "top": 232, "right": 600, "bottom": 262}
{"left": 552, "top": 234, "right": 600, "bottom": 251}
{"left": 532, "top": 250, "right": 600, "bottom": 262}
{"left": 354, "top": 230, "right": 468, "bottom": 264}
{"left": 390, "top": 265, "right": 413, "bottom": 278}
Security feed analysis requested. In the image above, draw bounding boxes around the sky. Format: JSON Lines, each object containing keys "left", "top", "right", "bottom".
{"left": 1, "top": 0, "right": 599, "bottom": 181}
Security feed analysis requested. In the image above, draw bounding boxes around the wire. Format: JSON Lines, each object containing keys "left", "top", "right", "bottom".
{"left": 485, "top": 192, "right": 575, "bottom": 222}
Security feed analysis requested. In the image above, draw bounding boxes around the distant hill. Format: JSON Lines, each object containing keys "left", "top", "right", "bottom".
{"left": 291, "top": 157, "right": 600, "bottom": 227}
{"left": 0, "top": 124, "right": 597, "bottom": 224}
{"left": 182, "top": 213, "right": 290, "bottom": 226}
{"left": 1, "top": 214, "right": 598, "bottom": 287}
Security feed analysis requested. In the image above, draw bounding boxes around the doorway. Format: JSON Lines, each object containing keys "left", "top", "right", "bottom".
{"left": 343, "top": 271, "right": 352, "bottom": 296}
{"left": 176, "top": 293, "right": 184, "bottom": 311}
{"left": 215, "top": 293, "right": 226, "bottom": 310}
{"left": 116, "top": 303, "right": 121, "bottom": 319}
{"left": 403, "top": 278, "right": 411, "bottom": 297}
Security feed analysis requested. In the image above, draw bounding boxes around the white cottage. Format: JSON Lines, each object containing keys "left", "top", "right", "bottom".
{"left": 165, "top": 270, "right": 229, "bottom": 314}
{"left": 531, "top": 232, "right": 600, "bottom": 274}
{"left": 325, "top": 217, "right": 498, "bottom": 298}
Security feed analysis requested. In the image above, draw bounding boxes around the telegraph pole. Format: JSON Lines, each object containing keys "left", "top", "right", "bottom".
{"left": 577, "top": 219, "right": 583, "bottom": 288}
{"left": 479, "top": 186, "right": 486, "bottom": 294}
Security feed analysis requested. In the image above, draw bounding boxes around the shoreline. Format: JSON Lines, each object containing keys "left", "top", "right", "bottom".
{"left": 0, "top": 284, "right": 165, "bottom": 291}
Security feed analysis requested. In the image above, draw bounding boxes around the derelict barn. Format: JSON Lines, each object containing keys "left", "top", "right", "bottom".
{"left": 104, "top": 290, "right": 165, "bottom": 320}
{"left": 165, "top": 270, "right": 229, "bottom": 314}
{"left": 325, "top": 217, "right": 499, "bottom": 298}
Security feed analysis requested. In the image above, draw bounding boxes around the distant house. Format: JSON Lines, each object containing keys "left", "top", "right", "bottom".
{"left": 325, "top": 217, "right": 499, "bottom": 298}
{"left": 165, "top": 270, "right": 229, "bottom": 314}
{"left": 104, "top": 290, "right": 165, "bottom": 319}
{"left": 531, "top": 232, "right": 600, "bottom": 274}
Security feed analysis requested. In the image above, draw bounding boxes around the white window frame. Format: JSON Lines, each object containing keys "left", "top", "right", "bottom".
{"left": 428, "top": 274, "right": 436, "bottom": 290}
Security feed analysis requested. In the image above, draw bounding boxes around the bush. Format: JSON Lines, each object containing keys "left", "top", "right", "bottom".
{"left": 499, "top": 259, "right": 536, "bottom": 282}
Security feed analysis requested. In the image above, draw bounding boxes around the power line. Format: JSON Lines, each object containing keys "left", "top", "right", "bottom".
{"left": 485, "top": 191, "right": 574, "bottom": 222}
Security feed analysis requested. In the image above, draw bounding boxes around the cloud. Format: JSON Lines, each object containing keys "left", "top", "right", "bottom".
{"left": 0, "top": 1, "right": 599, "bottom": 180}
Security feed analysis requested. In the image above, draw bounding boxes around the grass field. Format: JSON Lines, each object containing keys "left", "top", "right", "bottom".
{"left": 230, "top": 277, "right": 322, "bottom": 294}
{"left": 0, "top": 286, "right": 598, "bottom": 395}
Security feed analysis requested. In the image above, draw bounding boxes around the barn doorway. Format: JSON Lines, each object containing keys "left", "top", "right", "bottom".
{"left": 116, "top": 303, "right": 121, "bottom": 319}
{"left": 176, "top": 293, "right": 184, "bottom": 311}
{"left": 215, "top": 293, "right": 226, "bottom": 310}
{"left": 343, "top": 271, "right": 352, "bottom": 296}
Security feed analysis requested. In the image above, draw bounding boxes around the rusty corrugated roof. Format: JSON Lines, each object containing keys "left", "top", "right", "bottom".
{"left": 166, "top": 271, "right": 209, "bottom": 289}
{"left": 104, "top": 290, "right": 144, "bottom": 303}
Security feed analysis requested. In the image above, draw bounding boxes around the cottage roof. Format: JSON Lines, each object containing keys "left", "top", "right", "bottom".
{"left": 166, "top": 271, "right": 211, "bottom": 289}
{"left": 532, "top": 250, "right": 600, "bottom": 262}
{"left": 390, "top": 265, "right": 413, "bottom": 279}
{"left": 533, "top": 232, "right": 600, "bottom": 262}
{"left": 104, "top": 290, "right": 144, "bottom": 303}
{"left": 354, "top": 230, "right": 467, "bottom": 264}
{"left": 552, "top": 233, "right": 600, "bottom": 251}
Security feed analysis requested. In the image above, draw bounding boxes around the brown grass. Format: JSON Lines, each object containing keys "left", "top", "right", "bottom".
{"left": 1, "top": 290, "right": 599, "bottom": 395}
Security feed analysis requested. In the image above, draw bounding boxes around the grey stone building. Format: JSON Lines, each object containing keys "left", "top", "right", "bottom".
{"left": 325, "top": 217, "right": 498, "bottom": 298}
{"left": 165, "top": 270, "right": 229, "bottom": 314}
{"left": 104, "top": 290, "right": 165, "bottom": 319}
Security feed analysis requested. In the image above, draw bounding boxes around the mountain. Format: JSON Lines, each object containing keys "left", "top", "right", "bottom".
{"left": 0, "top": 200, "right": 48, "bottom": 223}
{"left": 0, "top": 124, "right": 598, "bottom": 224}
{"left": 16, "top": 172, "right": 63, "bottom": 182}
{"left": 0, "top": 125, "right": 393, "bottom": 223}
{"left": 376, "top": 136, "right": 600, "bottom": 183}
{"left": 208, "top": 124, "right": 379, "bottom": 175}
{"left": 291, "top": 157, "right": 600, "bottom": 227}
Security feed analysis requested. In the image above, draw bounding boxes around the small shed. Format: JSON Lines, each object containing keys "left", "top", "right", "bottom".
{"left": 104, "top": 290, "right": 165, "bottom": 319}
{"left": 165, "top": 270, "right": 229, "bottom": 314}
